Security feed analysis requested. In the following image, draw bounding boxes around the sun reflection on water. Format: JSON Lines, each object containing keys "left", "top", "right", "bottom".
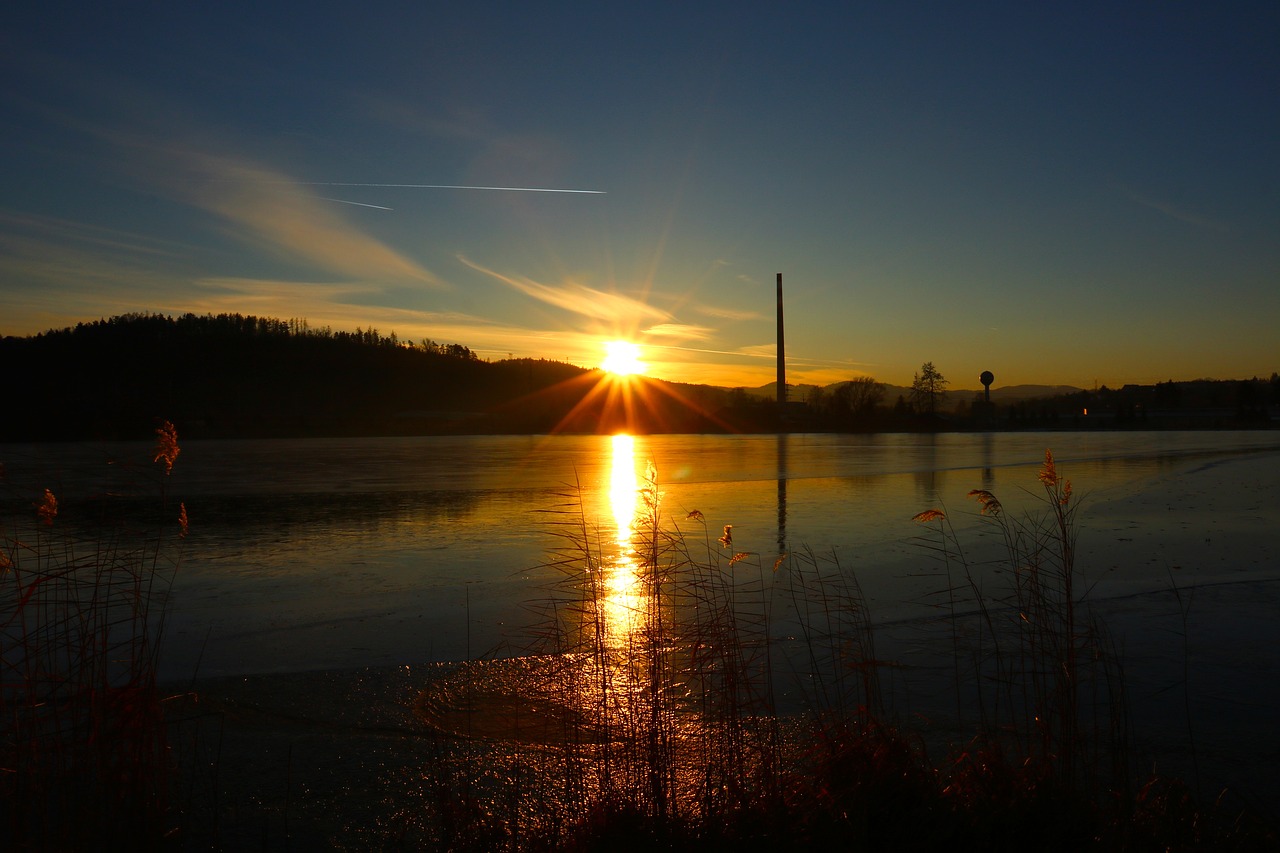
{"left": 601, "top": 433, "right": 645, "bottom": 643}
{"left": 609, "top": 434, "right": 639, "bottom": 545}
{"left": 413, "top": 431, "right": 789, "bottom": 828}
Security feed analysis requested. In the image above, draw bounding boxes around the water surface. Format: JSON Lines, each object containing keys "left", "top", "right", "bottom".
{"left": 4, "top": 431, "right": 1278, "bottom": 680}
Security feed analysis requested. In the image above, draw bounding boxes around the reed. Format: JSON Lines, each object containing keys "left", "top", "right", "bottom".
{"left": 412, "top": 450, "right": 1274, "bottom": 851}
{"left": 0, "top": 423, "right": 186, "bottom": 848}
{"left": 19, "top": 433, "right": 1265, "bottom": 849}
{"left": 906, "top": 450, "right": 1126, "bottom": 846}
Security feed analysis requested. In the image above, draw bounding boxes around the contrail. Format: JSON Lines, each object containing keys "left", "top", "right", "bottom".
{"left": 296, "top": 182, "right": 605, "bottom": 194}
{"left": 318, "top": 197, "right": 394, "bottom": 210}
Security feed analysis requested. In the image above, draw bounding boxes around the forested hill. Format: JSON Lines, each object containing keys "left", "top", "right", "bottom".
{"left": 0, "top": 313, "right": 730, "bottom": 441}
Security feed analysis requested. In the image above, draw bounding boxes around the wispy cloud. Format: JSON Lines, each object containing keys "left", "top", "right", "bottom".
{"left": 190, "top": 277, "right": 382, "bottom": 309}
{"left": 175, "top": 155, "right": 444, "bottom": 286}
{"left": 696, "top": 304, "right": 765, "bottom": 321}
{"left": 642, "top": 322, "right": 715, "bottom": 341}
{"left": 0, "top": 213, "right": 199, "bottom": 330}
{"left": 363, "top": 96, "right": 491, "bottom": 144}
{"left": 738, "top": 343, "right": 779, "bottom": 359}
{"left": 1124, "top": 188, "right": 1229, "bottom": 232}
{"left": 181, "top": 278, "right": 612, "bottom": 362}
{"left": 457, "top": 256, "right": 670, "bottom": 324}
{"left": 18, "top": 53, "right": 446, "bottom": 290}
{"left": 0, "top": 212, "right": 188, "bottom": 260}
{"left": 0, "top": 66, "right": 443, "bottom": 325}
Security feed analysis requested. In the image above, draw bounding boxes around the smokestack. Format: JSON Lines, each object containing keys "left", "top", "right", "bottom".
{"left": 776, "top": 272, "right": 786, "bottom": 407}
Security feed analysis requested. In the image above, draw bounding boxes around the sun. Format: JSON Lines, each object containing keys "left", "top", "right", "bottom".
{"left": 600, "top": 340, "right": 647, "bottom": 376}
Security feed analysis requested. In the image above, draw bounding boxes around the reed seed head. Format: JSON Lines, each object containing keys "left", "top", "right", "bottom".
{"left": 1037, "top": 449, "right": 1059, "bottom": 488}
{"left": 968, "top": 489, "right": 1003, "bottom": 516}
{"left": 36, "top": 488, "right": 58, "bottom": 525}
{"left": 912, "top": 509, "right": 946, "bottom": 524}
{"left": 153, "top": 420, "right": 180, "bottom": 475}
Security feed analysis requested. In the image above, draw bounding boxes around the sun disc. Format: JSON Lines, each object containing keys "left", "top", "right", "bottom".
{"left": 601, "top": 340, "right": 646, "bottom": 376}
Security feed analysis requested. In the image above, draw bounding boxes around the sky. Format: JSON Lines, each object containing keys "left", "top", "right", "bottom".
{"left": 3, "top": 2, "right": 1277, "bottom": 390}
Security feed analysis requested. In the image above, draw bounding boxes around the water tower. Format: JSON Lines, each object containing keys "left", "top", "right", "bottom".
{"left": 980, "top": 370, "right": 994, "bottom": 403}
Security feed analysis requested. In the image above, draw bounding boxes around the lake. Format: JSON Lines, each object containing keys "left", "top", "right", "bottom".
{"left": 4, "top": 430, "right": 1277, "bottom": 681}
{"left": 6, "top": 429, "right": 1280, "bottom": 818}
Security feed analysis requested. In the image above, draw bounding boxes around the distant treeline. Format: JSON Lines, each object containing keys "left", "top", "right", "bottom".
{"left": 995, "top": 377, "right": 1280, "bottom": 429}
{"left": 0, "top": 313, "right": 733, "bottom": 440}
{"left": 4, "top": 313, "right": 1275, "bottom": 441}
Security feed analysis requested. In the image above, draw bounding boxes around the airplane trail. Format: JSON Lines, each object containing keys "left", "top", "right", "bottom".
{"left": 318, "top": 197, "right": 394, "bottom": 210}
{"left": 296, "top": 182, "right": 605, "bottom": 194}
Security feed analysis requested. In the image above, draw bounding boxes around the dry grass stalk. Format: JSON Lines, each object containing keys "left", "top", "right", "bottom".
{"left": 1, "top": 423, "right": 187, "bottom": 847}
{"left": 413, "top": 447, "right": 1274, "bottom": 850}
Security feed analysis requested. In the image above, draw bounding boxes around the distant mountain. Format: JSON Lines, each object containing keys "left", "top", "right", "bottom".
{"left": 973, "top": 384, "right": 1086, "bottom": 403}
{"left": 742, "top": 381, "right": 1085, "bottom": 405}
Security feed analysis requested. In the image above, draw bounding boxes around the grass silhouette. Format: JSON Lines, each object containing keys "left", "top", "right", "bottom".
{"left": 4, "top": 436, "right": 1274, "bottom": 849}
{"left": 405, "top": 451, "right": 1275, "bottom": 850}
{"left": 1, "top": 423, "right": 187, "bottom": 848}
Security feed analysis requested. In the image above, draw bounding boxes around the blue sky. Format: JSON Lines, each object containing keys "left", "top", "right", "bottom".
{"left": 3, "top": 2, "right": 1277, "bottom": 388}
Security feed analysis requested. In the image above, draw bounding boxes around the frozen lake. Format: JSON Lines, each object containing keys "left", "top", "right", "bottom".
{"left": 5, "top": 429, "right": 1279, "bottom": 811}
{"left": 6, "top": 430, "right": 1277, "bottom": 678}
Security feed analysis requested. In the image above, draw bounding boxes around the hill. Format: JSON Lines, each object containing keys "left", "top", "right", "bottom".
{"left": 0, "top": 313, "right": 733, "bottom": 441}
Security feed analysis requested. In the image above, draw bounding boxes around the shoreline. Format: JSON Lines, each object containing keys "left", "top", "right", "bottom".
{"left": 162, "top": 571, "right": 1280, "bottom": 845}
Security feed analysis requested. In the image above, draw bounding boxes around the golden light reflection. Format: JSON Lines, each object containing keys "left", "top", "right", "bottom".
{"left": 601, "top": 433, "right": 645, "bottom": 643}
{"left": 609, "top": 434, "right": 638, "bottom": 543}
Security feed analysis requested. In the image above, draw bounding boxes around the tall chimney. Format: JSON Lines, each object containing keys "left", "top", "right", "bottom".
{"left": 776, "top": 272, "right": 786, "bottom": 408}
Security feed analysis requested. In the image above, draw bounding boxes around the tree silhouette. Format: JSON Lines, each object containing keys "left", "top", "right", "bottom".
{"left": 910, "top": 361, "right": 948, "bottom": 416}
{"left": 0, "top": 312, "right": 740, "bottom": 440}
{"left": 832, "top": 375, "right": 885, "bottom": 421}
